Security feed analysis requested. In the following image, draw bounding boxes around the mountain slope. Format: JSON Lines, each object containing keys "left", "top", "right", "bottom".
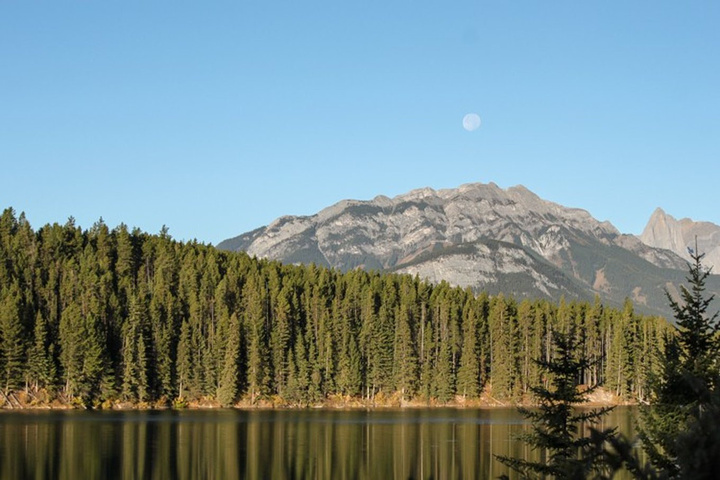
{"left": 219, "top": 182, "right": 718, "bottom": 317}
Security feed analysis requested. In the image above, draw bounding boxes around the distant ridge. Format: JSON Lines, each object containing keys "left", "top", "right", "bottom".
{"left": 219, "top": 182, "right": 720, "bottom": 318}
{"left": 640, "top": 207, "right": 720, "bottom": 272}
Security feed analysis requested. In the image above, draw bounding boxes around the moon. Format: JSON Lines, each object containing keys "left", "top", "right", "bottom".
{"left": 462, "top": 113, "right": 481, "bottom": 131}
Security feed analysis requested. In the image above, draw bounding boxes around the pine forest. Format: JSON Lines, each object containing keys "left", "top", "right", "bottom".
{"left": 0, "top": 208, "right": 673, "bottom": 408}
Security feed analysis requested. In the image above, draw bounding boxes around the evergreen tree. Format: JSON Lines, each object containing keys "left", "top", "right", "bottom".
{"left": 176, "top": 319, "right": 193, "bottom": 400}
{"left": 217, "top": 313, "right": 241, "bottom": 407}
{"left": 148, "top": 235, "right": 179, "bottom": 401}
{"left": 368, "top": 277, "right": 395, "bottom": 395}
{"left": 288, "top": 330, "right": 311, "bottom": 404}
{"left": 269, "top": 284, "right": 292, "bottom": 397}
{"left": 27, "top": 311, "right": 56, "bottom": 391}
{"left": 430, "top": 284, "right": 455, "bottom": 402}
{"left": 0, "top": 281, "right": 25, "bottom": 392}
{"left": 59, "top": 301, "right": 83, "bottom": 398}
{"left": 639, "top": 245, "right": 720, "bottom": 477}
{"left": 122, "top": 292, "right": 150, "bottom": 402}
{"left": 79, "top": 313, "right": 109, "bottom": 403}
{"left": 584, "top": 296, "right": 604, "bottom": 387}
{"left": 336, "top": 279, "right": 362, "bottom": 397}
{"left": 393, "top": 277, "right": 418, "bottom": 400}
{"left": 489, "top": 295, "right": 519, "bottom": 399}
{"left": 243, "top": 273, "right": 270, "bottom": 403}
{"left": 457, "top": 294, "right": 480, "bottom": 398}
{"left": 497, "top": 329, "right": 615, "bottom": 479}
{"left": 672, "top": 383, "right": 720, "bottom": 479}
{"left": 605, "top": 308, "right": 626, "bottom": 397}
{"left": 359, "top": 281, "right": 378, "bottom": 398}
{"left": 337, "top": 329, "right": 362, "bottom": 397}
{"left": 516, "top": 299, "right": 539, "bottom": 397}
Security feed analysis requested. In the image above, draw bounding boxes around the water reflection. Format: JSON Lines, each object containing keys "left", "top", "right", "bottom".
{"left": 0, "top": 407, "right": 636, "bottom": 480}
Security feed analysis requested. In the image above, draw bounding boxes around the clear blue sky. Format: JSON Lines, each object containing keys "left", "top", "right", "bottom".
{"left": 2, "top": 1, "right": 719, "bottom": 245}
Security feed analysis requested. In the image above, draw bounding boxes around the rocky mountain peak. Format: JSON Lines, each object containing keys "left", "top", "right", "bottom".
{"left": 640, "top": 208, "right": 720, "bottom": 271}
{"left": 640, "top": 208, "right": 684, "bottom": 253}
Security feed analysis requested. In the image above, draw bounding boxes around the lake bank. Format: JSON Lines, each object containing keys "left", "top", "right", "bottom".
{"left": 1, "top": 387, "right": 635, "bottom": 411}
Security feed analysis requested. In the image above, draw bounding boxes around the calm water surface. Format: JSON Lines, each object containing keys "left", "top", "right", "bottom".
{"left": 0, "top": 407, "right": 637, "bottom": 479}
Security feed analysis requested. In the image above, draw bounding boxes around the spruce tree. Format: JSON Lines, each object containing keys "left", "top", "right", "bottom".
{"left": 368, "top": 277, "right": 395, "bottom": 395}
{"left": 0, "top": 281, "right": 25, "bottom": 392}
{"left": 393, "top": 278, "right": 418, "bottom": 400}
{"left": 217, "top": 313, "right": 241, "bottom": 407}
{"left": 243, "top": 273, "right": 270, "bottom": 403}
{"left": 457, "top": 295, "right": 480, "bottom": 398}
{"left": 430, "top": 284, "right": 455, "bottom": 402}
{"left": 122, "top": 292, "right": 150, "bottom": 402}
{"left": 496, "top": 329, "right": 615, "bottom": 479}
{"left": 639, "top": 244, "right": 720, "bottom": 477}
{"left": 489, "top": 295, "right": 519, "bottom": 399}
{"left": 269, "top": 285, "right": 292, "bottom": 397}
{"left": 27, "top": 311, "right": 56, "bottom": 391}
{"left": 176, "top": 319, "right": 193, "bottom": 400}
{"left": 59, "top": 302, "right": 83, "bottom": 398}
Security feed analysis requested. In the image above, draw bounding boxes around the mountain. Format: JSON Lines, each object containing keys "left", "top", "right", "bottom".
{"left": 218, "top": 182, "right": 720, "bottom": 317}
{"left": 640, "top": 207, "right": 720, "bottom": 272}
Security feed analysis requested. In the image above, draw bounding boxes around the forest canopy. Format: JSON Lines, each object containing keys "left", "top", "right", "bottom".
{"left": 0, "top": 208, "right": 671, "bottom": 407}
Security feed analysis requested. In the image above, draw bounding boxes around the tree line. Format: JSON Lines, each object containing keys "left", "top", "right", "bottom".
{"left": 0, "top": 207, "right": 672, "bottom": 407}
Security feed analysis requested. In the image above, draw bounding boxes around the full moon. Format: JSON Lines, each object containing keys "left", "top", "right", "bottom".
{"left": 462, "top": 113, "right": 481, "bottom": 131}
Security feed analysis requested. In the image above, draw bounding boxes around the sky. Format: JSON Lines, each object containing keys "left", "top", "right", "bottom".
{"left": 2, "top": 1, "right": 719, "bottom": 245}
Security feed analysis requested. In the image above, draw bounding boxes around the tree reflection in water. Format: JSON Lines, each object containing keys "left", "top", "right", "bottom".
{"left": 0, "top": 407, "right": 637, "bottom": 480}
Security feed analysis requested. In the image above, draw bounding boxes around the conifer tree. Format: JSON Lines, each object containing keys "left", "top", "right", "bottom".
{"left": 336, "top": 279, "right": 362, "bottom": 397}
{"left": 0, "top": 281, "right": 25, "bottom": 392}
{"left": 217, "top": 313, "right": 241, "bottom": 407}
{"left": 516, "top": 299, "right": 538, "bottom": 397}
{"left": 489, "top": 295, "right": 519, "bottom": 399}
{"left": 176, "top": 319, "right": 193, "bottom": 400}
{"left": 430, "top": 284, "right": 455, "bottom": 401}
{"left": 393, "top": 278, "right": 418, "bottom": 399}
{"left": 243, "top": 273, "right": 270, "bottom": 403}
{"left": 337, "top": 329, "right": 362, "bottom": 397}
{"left": 27, "top": 311, "right": 56, "bottom": 391}
{"left": 457, "top": 294, "right": 480, "bottom": 398}
{"left": 584, "top": 296, "right": 604, "bottom": 387}
{"left": 269, "top": 285, "right": 292, "bottom": 396}
{"left": 359, "top": 282, "right": 378, "bottom": 398}
{"left": 368, "top": 277, "right": 395, "bottom": 395}
{"left": 122, "top": 292, "right": 150, "bottom": 402}
{"left": 79, "top": 314, "right": 109, "bottom": 403}
{"left": 289, "top": 331, "right": 311, "bottom": 404}
{"left": 497, "top": 329, "right": 615, "bottom": 479}
{"left": 639, "top": 245, "right": 720, "bottom": 477}
{"left": 59, "top": 301, "right": 83, "bottom": 397}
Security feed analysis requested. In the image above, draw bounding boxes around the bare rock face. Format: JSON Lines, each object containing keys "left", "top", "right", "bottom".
{"left": 640, "top": 208, "right": 720, "bottom": 271}
{"left": 219, "top": 182, "right": 716, "bottom": 317}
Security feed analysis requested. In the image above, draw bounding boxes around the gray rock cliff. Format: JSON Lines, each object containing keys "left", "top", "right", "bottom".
{"left": 640, "top": 208, "right": 720, "bottom": 272}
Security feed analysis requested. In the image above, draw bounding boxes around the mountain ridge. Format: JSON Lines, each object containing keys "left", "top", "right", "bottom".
{"left": 219, "top": 182, "right": 719, "bottom": 318}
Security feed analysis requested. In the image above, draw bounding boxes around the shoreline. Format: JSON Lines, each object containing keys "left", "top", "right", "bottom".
{"left": 1, "top": 388, "right": 636, "bottom": 411}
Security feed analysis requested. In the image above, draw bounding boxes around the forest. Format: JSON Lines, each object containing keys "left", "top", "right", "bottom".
{"left": 0, "top": 207, "right": 673, "bottom": 408}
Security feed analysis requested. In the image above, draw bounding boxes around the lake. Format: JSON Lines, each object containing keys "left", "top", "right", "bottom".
{"left": 0, "top": 407, "right": 637, "bottom": 479}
